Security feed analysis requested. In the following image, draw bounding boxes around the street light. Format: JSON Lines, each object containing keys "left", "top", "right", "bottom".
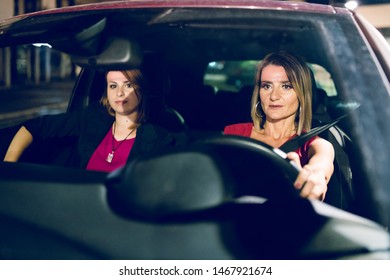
{"left": 345, "top": 0, "right": 359, "bottom": 10}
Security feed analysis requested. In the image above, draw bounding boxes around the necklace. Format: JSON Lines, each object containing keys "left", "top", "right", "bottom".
{"left": 106, "top": 122, "right": 136, "bottom": 163}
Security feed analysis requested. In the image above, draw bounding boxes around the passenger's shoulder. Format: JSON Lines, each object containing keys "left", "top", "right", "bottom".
{"left": 141, "top": 122, "right": 188, "bottom": 146}
{"left": 137, "top": 123, "right": 173, "bottom": 141}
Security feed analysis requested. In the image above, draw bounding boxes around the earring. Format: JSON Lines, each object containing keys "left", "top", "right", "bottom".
{"left": 255, "top": 101, "right": 262, "bottom": 118}
{"left": 295, "top": 105, "right": 301, "bottom": 121}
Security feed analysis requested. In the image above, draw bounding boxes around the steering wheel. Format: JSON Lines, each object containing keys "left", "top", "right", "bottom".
{"left": 196, "top": 135, "right": 300, "bottom": 197}
{"left": 106, "top": 134, "right": 300, "bottom": 220}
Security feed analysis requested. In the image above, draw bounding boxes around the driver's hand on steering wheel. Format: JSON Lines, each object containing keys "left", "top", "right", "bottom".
{"left": 286, "top": 152, "right": 327, "bottom": 201}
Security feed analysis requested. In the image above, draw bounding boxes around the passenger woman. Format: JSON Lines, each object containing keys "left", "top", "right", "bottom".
{"left": 4, "top": 69, "right": 176, "bottom": 172}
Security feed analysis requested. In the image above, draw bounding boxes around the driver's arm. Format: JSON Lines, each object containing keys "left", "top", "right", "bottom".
{"left": 288, "top": 137, "right": 335, "bottom": 201}
{"left": 3, "top": 126, "right": 33, "bottom": 162}
{"left": 307, "top": 138, "right": 334, "bottom": 181}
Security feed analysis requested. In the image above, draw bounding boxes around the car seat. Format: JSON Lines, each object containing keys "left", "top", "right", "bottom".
{"left": 310, "top": 78, "right": 354, "bottom": 210}
{"left": 141, "top": 52, "right": 189, "bottom": 134}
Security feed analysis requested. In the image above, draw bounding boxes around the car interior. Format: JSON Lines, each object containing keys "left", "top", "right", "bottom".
{"left": 0, "top": 9, "right": 357, "bottom": 204}
{"left": 0, "top": 6, "right": 389, "bottom": 259}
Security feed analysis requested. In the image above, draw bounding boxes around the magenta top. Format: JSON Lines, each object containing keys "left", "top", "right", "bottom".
{"left": 86, "top": 128, "right": 135, "bottom": 173}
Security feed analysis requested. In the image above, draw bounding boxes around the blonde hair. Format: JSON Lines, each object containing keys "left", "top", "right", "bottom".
{"left": 250, "top": 51, "right": 312, "bottom": 135}
{"left": 100, "top": 69, "right": 149, "bottom": 128}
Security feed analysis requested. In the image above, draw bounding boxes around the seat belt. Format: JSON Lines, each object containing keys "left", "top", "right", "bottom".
{"left": 279, "top": 113, "right": 348, "bottom": 153}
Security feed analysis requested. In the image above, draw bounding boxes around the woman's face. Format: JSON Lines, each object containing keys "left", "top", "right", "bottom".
{"left": 106, "top": 71, "right": 140, "bottom": 116}
{"left": 259, "top": 64, "right": 299, "bottom": 123}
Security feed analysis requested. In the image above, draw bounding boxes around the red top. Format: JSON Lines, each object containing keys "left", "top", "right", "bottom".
{"left": 86, "top": 128, "right": 135, "bottom": 173}
{"left": 224, "top": 123, "right": 316, "bottom": 166}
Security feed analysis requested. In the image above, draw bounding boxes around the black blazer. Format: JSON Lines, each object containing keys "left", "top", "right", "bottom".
{"left": 23, "top": 104, "right": 177, "bottom": 168}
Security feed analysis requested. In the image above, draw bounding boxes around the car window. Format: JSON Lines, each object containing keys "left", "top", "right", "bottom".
{"left": 203, "top": 60, "right": 337, "bottom": 97}
{"left": 204, "top": 60, "right": 258, "bottom": 92}
{"left": 310, "top": 64, "right": 337, "bottom": 97}
{"left": 0, "top": 44, "right": 76, "bottom": 129}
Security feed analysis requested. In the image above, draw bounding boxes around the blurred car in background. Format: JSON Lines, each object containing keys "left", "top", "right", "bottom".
{"left": 0, "top": 0, "right": 389, "bottom": 260}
